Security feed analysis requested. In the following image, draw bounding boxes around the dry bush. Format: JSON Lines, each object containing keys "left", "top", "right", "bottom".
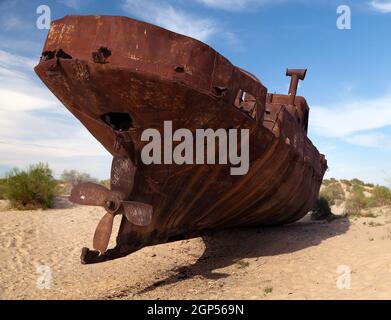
{"left": 345, "top": 185, "right": 368, "bottom": 216}
{"left": 320, "top": 182, "right": 345, "bottom": 206}
{"left": 60, "top": 170, "right": 98, "bottom": 194}
{"left": 367, "top": 186, "right": 391, "bottom": 207}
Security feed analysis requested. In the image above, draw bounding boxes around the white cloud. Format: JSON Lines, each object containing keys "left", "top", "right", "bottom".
{"left": 58, "top": 0, "right": 83, "bottom": 10}
{"left": 0, "top": 49, "right": 110, "bottom": 179}
{"left": 1, "top": 15, "right": 25, "bottom": 31}
{"left": 122, "top": 0, "right": 218, "bottom": 42}
{"left": 0, "top": 138, "right": 111, "bottom": 179}
{"left": 0, "top": 49, "right": 36, "bottom": 69}
{"left": 0, "top": 89, "right": 56, "bottom": 112}
{"left": 345, "top": 132, "right": 391, "bottom": 149}
{"left": 195, "top": 0, "right": 278, "bottom": 10}
{"left": 310, "top": 94, "right": 391, "bottom": 138}
{"left": 0, "top": 49, "right": 58, "bottom": 109}
{"left": 369, "top": 0, "right": 391, "bottom": 13}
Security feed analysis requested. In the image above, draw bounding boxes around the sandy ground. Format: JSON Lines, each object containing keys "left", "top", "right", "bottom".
{"left": 1, "top": 198, "right": 391, "bottom": 300}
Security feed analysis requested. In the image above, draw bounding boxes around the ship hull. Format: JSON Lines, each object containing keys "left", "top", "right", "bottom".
{"left": 34, "top": 16, "right": 327, "bottom": 263}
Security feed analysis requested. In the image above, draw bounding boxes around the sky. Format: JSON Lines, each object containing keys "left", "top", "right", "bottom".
{"left": 0, "top": 0, "right": 390, "bottom": 184}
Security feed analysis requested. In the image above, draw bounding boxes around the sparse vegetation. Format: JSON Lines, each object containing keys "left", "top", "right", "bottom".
{"left": 320, "top": 182, "right": 345, "bottom": 206}
{"left": 344, "top": 184, "right": 367, "bottom": 216}
{"left": 3, "top": 163, "right": 57, "bottom": 210}
{"left": 320, "top": 178, "right": 391, "bottom": 218}
{"left": 341, "top": 179, "right": 352, "bottom": 186}
{"left": 60, "top": 170, "right": 98, "bottom": 194}
{"left": 345, "top": 183, "right": 391, "bottom": 216}
{"left": 351, "top": 178, "right": 365, "bottom": 186}
{"left": 0, "top": 178, "right": 6, "bottom": 200}
{"left": 264, "top": 286, "right": 273, "bottom": 294}
{"left": 368, "top": 186, "right": 391, "bottom": 207}
{"left": 368, "top": 221, "right": 383, "bottom": 227}
{"left": 311, "top": 196, "right": 333, "bottom": 221}
{"left": 237, "top": 260, "right": 250, "bottom": 269}
{"left": 322, "top": 178, "right": 337, "bottom": 187}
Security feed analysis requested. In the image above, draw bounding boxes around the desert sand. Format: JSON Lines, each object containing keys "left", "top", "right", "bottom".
{"left": 1, "top": 197, "right": 391, "bottom": 300}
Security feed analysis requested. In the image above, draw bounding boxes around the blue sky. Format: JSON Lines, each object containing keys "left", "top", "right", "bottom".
{"left": 0, "top": 0, "right": 390, "bottom": 184}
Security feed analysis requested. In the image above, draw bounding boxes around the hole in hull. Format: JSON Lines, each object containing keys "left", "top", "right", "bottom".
{"left": 100, "top": 113, "right": 134, "bottom": 131}
{"left": 56, "top": 49, "right": 72, "bottom": 59}
{"left": 175, "top": 66, "right": 185, "bottom": 73}
{"left": 92, "top": 47, "right": 112, "bottom": 64}
{"left": 41, "top": 50, "right": 55, "bottom": 61}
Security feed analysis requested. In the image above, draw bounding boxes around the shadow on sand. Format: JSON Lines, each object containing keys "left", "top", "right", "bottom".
{"left": 135, "top": 216, "right": 350, "bottom": 295}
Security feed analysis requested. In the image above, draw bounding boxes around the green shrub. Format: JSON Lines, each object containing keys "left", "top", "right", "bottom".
{"left": 341, "top": 179, "right": 352, "bottom": 187}
{"left": 323, "top": 178, "right": 337, "bottom": 187}
{"left": 351, "top": 178, "right": 365, "bottom": 186}
{"left": 320, "top": 182, "right": 345, "bottom": 205}
{"left": 368, "top": 186, "right": 391, "bottom": 207}
{"left": 4, "top": 163, "right": 57, "bottom": 209}
{"left": 264, "top": 287, "right": 273, "bottom": 294}
{"left": 0, "top": 178, "right": 6, "bottom": 200}
{"left": 237, "top": 260, "right": 250, "bottom": 269}
{"left": 351, "top": 184, "right": 364, "bottom": 193}
{"left": 345, "top": 185, "right": 367, "bottom": 216}
{"left": 364, "top": 183, "right": 375, "bottom": 188}
{"left": 311, "top": 196, "right": 333, "bottom": 220}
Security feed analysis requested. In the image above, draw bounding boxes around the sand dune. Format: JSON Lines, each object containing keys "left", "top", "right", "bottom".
{"left": 0, "top": 198, "right": 391, "bottom": 300}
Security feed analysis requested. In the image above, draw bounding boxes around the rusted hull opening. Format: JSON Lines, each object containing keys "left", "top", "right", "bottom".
{"left": 34, "top": 15, "right": 327, "bottom": 264}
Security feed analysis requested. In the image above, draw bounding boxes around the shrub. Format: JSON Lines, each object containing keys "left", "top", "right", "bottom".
{"left": 320, "top": 182, "right": 345, "bottom": 205}
{"left": 264, "top": 287, "right": 273, "bottom": 294}
{"left": 341, "top": 179, "right": 352, "bottom": 187}
{"left": 323, "top": 178, "right": 337, "bottom": 187}
{"left": 367, "top": 186, "right": 391, "bottom": 207}
{"left": 0, "top": 178, "right": 6, "bottom": 200}
{"left": 351, "top": 178, "right": 365, "bottom": 186}
{"left": 237, "top": 260, "right": 250, "bottom": 269}
{"left": 311, "top": 196, "right": 333, "bottom": 220}
{"left": 351, "top": 184, "right": 365, "bottom": 194}
{"left": 345, "top": 185, "right": 367, "bottom": 215}
{"left": 60, "top": 170, "right": 98, "bottom": 194}
{"left": 4, "top": 163, "right": 57, "bottom": 209}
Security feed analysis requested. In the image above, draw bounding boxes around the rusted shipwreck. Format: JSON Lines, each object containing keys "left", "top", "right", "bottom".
{"left": 35, "top": 15, "right": 327, "bottom": 264}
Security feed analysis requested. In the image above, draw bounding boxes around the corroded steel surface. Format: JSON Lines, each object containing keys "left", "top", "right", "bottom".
{"left": 34, "top": 15, "right": 327, "bottom": 264}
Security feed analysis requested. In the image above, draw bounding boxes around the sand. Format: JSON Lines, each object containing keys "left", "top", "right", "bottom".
{"left": 1, "top": 197, "right": 391, "bottom": 300}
